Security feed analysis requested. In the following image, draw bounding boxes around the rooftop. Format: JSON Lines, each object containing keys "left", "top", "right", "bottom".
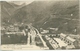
{"left": 66, "top": 36, "right": 75, "bottom": 42}
{"left": 5, "top": 32, "right": 24, "bottom": 34}
{"left": 60, "top": 33, "right": 66, "bottom": 37}
{"left": 54, "top": 38, "right": 67, "bottom": 47}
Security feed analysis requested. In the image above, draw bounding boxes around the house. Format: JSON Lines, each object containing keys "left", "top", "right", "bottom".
{"left": 65, "top": 36, "right": 75, "bottom": 45}
{"left": 41, "top": 30, "right": 49, "bottom": 34}
{"left": 54, "top": 38, "right": 67, "bottom": 48}
{"left": 48, "top": 28, "right": 58, "bottom": 33}
{"left": 59, "top": 33, "right": 66, "bottom": 41}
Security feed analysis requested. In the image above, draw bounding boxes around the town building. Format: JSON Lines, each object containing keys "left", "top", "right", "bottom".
{"left": 6, "top": 25, "right": 19, "bottom": 32}
{"left": 59, "top": 33, "right": 66, "bottom": 41}
{"left": 65, "top": 36, "right": 75, "bottom": 45}
{"left": 59, "top": 33, "right": 79, "bottom": 49}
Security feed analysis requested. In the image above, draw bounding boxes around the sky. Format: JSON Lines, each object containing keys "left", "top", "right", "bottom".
{"left": 5, "top": 0, "right": 79, "bottom": 5}
{"left": 7, "top": 0, "right": 35, "bottom": 5}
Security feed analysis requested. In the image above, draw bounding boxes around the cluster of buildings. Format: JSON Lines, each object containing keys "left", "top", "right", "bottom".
{"left": 1, "top": 25, "right": 21, "bottom": 35}
{"left": 42, "top": 33, "right": 79, "bottom": 49}
{"left": 6, "top": 25, "right": 19, "bottom": 32}
{"left": 59, "top": 33, "right": 79, "bottom": 49}
{"left": 40, "top": 27, "right": 58, "bottom": 34}
{"left": 45, "top": 35, "right": 59, "bottom": 49}
{"left": 1, "top": 25, "right": 19, "bottom": 32}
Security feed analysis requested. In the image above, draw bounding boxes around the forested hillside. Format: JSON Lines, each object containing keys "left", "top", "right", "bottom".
{"left": 1, "top": 0, "right": 79, "bottom": 34}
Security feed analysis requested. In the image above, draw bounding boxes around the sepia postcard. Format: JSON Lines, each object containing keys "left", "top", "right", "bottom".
{"left": 0, "top": 0, "right": 80, "bottom": 50}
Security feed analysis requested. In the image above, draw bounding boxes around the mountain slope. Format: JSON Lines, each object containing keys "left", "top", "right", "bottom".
{"left": 1, "top": 1, "right": 79, "bottom": 33}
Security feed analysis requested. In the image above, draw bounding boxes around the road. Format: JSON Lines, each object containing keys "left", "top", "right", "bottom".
{"left": 24, "top": 25, "right": 49, "bottom": 49}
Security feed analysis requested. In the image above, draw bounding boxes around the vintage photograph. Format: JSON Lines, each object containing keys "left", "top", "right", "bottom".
{"left": 0, "top": 0, "right": 80, "bottom": 50}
